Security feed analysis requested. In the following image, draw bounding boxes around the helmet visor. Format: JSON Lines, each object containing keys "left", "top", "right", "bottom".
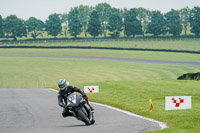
{"left": 59, "top": 84, "right": 66, "bottom": 90}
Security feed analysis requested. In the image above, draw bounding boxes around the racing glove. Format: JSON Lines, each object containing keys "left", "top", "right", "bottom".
{"left": 83, "top": 94, "right": 88, "bottom": 100}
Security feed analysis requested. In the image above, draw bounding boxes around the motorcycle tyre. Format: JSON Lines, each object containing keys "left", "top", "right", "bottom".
{"left": 77, "top": 108, "right": 91, "bottom": 126}
{"left": 91, "top": 119, "right": 95, "bottom": 125}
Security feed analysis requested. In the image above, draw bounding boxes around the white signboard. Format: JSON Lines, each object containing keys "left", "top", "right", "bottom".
{"left": 165, "top": 96, "right": 191, "bottom": 111}
{"left": 84, "top": 86, "right": 99, "bottom": 93}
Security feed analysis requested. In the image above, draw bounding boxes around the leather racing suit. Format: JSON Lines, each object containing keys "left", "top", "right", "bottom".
{"left": 57, "top": 85, "right": 93, "bottom": 117}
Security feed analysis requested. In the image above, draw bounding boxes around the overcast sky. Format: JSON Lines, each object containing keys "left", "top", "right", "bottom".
{"left": 0, "top": 0, "right": 199, "bottom": 21}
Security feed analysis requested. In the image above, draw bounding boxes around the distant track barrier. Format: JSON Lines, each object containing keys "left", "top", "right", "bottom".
{"left": 0, "top": 45, "right": 200, "bottom": 54}
{"left": 1, "top": 37, "right": 200, "bottom": 44}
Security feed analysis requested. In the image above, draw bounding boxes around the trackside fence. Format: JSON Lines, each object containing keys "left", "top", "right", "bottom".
{"left": 1, "top": 38, "right": 200, "bottom": 45}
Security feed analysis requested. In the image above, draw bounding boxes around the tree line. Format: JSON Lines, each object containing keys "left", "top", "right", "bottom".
{"left": 0, "top": 3, "right": 200, "bottom": 40}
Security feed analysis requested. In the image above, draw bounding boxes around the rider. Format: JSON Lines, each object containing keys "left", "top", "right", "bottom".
{"left": 57, "top": 79, "right": 94, "bottom": 117}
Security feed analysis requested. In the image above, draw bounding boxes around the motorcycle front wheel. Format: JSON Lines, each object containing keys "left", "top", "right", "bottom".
{"left": 77, "top": 108, "right": 91, "bottom": 125}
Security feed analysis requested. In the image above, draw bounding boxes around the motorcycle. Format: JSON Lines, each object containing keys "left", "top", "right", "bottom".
{"left": 64, "top": 93, "right": 95, "bottom": 125}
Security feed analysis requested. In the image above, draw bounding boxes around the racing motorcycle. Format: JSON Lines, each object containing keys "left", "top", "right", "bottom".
{"left": 64, "top": 93, "right": 95, "bottom": 125}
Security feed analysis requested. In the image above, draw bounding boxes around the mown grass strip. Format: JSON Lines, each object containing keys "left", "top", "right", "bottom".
{"left": 0, "top": 48, "right": 199, "bottom": 62}
{"left": 1, "top": 40, "right": 200, "bottom": 51}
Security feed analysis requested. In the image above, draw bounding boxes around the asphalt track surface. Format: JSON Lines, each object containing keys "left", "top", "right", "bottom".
{"left": 1, "top": 54, "right": 200, "bottom": 67}
{"left": 0, "top": 88, "right": 165, "bottom": 133}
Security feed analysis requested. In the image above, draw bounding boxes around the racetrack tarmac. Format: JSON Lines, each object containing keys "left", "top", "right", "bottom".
{"left": 0, "top": 88, "right": 163, "bottom": 133}
{"left": 1, "top": 54, "right": 200, "bottom": 67}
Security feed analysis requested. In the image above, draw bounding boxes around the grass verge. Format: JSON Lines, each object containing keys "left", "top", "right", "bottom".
{"left": 0, "top": 48, "right": 199, "bottom": 62}
{"left": 1, "top": 40, "right": 200, "bottom": 52}
{"left": 76, "top": 80, "right": 200, "bottom": 133}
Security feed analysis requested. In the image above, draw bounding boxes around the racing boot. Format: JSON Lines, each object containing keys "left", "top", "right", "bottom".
{"left": 68, "top": 112, "right": 74, "bottom": 117}
{"left": 62, "top": 110, "right": 74, "bottom": 118}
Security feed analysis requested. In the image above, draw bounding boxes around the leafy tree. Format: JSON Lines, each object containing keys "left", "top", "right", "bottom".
{"left": 95, "top": 3, "right": 112, "bottom": 37}
{"left": 0, "top": 15, "right": 3, "bottom": 38}
{"left": 68, "top": 7, "right": 82, "bottom": 38}
{"left": 165, "top": 9, "right": 182, "bottom": 36}
{"left": 179, "top": 7, "right": 190, "bottom": 35}
{"left": 4, "top": 15, "right": 27, "bottom": 40}
{"left": 147, "top": 11, "right": 167, "bottom": 36}
{"left": 189, "top": 6, "right": 200, "bottom": 36}
{"left": 87, "top": 10, "right": 101, "bottom": 38}
{"left": 124, "top": 8, "right": 143, "bottom": 38}
{"left": 137, "top": 7, "right": 151, "bottom": 36}
{"left": 107, "top": 8, "right": 123, "bottom": 38}
{"left": 45, "top": 13, "right": 62, "bottom": 38}
{"left": 60, "top": 13, "right": 68, "bottom": 38}
{"left": 77, "top": 5, "right": 93, "bottom": 37}
{"left": 25, "top": 17, "right": 44, "bottom": 39}
{"left": 120, "top": 8, "right": 129, "bottom": 36}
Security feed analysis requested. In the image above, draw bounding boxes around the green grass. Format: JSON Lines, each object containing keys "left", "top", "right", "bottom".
{"left": 81, "top": 80, "right": 200, "bottom": 133}
{"left": 0, "top": 48, "right": 200, "bottom": 62}
{"left": 3, "top": 56, "right": 197, "bottom": 88}
{"left": 1, "top": 39, "right": 200, "bottom": 51}
{"left": 0, "top": 48, "right": 200, "bottom": 132}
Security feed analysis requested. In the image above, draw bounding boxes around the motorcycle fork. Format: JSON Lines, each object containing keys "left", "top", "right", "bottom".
{"left": 83, "top": 104, "right": 93, "bottom": 121}
{"left": 72, "top": 108, "right": 80, "bottom": 120}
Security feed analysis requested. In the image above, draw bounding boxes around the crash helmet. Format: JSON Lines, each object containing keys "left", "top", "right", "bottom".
{"left": 58, "top": 79, "right": 68, "bottom": 91}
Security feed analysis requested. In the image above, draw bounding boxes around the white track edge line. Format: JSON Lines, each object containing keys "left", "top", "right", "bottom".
{"left": 49, "top": 88, "right": 168, "bottom": 130}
